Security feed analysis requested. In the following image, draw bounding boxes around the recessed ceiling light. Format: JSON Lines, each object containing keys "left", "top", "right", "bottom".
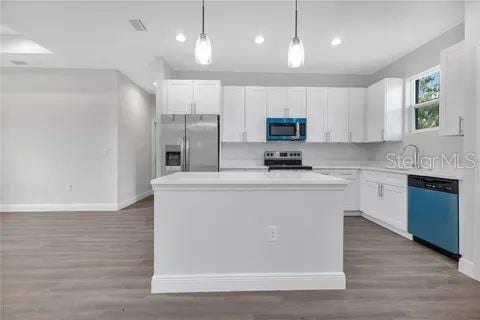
{"left": 254, "top": 35, "right": 264, "bottom": 45}
{"left": 176, "top": 33, "right": 186, "bottom": 42}
{"left": 153, "top": 82, "right": 157, "bottom": 86}
{"left": 331, "top": 37, "right": 342, "bottom": 47}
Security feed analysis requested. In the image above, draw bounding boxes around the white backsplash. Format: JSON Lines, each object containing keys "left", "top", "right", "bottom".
{"left": 221, "top": 142, "right": 370, "bottom": 165}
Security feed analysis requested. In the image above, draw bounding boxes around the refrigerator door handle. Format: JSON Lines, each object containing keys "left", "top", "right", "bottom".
{"left": 185, "top": 137, "right": 191, "bottom": 171}
{"left": 180, "top": 138, "right": 185, "bottom": 172}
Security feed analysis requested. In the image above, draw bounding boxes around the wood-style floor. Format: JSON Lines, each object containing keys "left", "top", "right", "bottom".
{"left": 1, "top": 196, "right": 479, "bottom": 320}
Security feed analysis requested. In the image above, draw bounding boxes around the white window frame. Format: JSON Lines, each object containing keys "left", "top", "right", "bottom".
{"left": 406, "top": 66, "right": 440, "bottom": 134}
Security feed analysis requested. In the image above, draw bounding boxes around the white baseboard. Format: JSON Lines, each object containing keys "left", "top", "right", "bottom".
{"left": 151, "top": 272, "right": 346, "bottom": 293}
{"left": 1, "top": 202, "right": 118, "bottom": 212}
{"left": 458, "top": 258, "right": 477, "bottom": 280}
{"left": 117, "top": 189, "right": 153, "bottom": 210}
{"left": 361, "top": 212, "right": 413, "bottom": 240}
{"left": 1, "top": 189, "right": 153, "bottom": 213}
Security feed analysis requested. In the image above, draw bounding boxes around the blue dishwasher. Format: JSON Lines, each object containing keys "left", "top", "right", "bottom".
{"left": 408, "top": 175, "right": 460, "bottom": 260}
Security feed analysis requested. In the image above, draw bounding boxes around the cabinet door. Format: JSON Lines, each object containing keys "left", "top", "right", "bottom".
{"left": 381, "top": 184, "right": 407, "bottom": 231}
{"left": 361, "top": 180, "right": 382, "bottom": 220}
{"left": 222, "top": 86, "right": 245, "bottom": 142}
{"left": 440, "top": 41, "right": 465, "bottom": 136}
{"left": 366, "top": 80, "right": 385, "bottom": 142}
{"left": 349, "top": 88, "right": 366, "bottom": 143}
{"left": 266, "top": 87, "right": 287, "bottom": 117}
{"left": 335, "top": 170, "right": 360, "bottom": 211}
{"left": 166, "top": 80, "right": 194, "bottom": 114}
{"left": 245, "top": 87, "right": 267, "bottom": 142}
{"left": 306, "top": 88, "right": 328, "bottom": 142}
{"left": 327, "top": 88, "right": 349, "bottom": 142}
{"left": 286, "top": 87, "right": 306, "bottom": 117}
{"left": 193, "top": 80, "right": 221, "bottom": 114}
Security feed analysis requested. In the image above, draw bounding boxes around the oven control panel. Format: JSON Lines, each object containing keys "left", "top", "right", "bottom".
{"left": 264, "top": 151, "right": 302, "bottom": 160}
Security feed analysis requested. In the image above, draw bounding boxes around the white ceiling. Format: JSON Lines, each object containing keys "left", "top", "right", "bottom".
{"left": 1, "top": 1, "right": 464, "bottom": 93}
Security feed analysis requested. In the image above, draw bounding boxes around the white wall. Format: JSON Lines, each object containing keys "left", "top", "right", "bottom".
{"left": 461, "top": 2, "right": 480, "bottom": 280}
{"left": 117, "top": 72, "right": 153, "bottom": 206}
{"left": 366, "top": 23, "right": 465, "bottom": 162}
{"left": 1, "top": 68, "right": 118, "bottom": 209}
{"left": 1, "top": 68, "right": 153, "bottom": 211}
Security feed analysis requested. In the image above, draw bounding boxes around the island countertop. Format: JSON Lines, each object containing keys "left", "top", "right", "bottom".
{"left": 151, "top": 171, "right": 349, "bottom": 188}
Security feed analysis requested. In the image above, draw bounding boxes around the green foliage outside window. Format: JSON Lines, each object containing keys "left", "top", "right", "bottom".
{"left": 414, "top": 71, "right": 440, "bottom": 130}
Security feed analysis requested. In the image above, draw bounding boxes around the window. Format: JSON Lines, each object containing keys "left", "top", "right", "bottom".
{"left": 409, "top": 68, "right": 440, "bottom": 131}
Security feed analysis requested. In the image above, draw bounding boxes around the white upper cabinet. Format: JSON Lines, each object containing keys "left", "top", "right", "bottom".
{"left": 439, "top": 41, "right": 465, "bottom": 136}
{"left": 222, "top": 86, "right": 245, "bottom": 142}
{"left": 327, "top": 88, "right": 350, "bottom": 142}
{"left": 349, "top": 88, "right": 366, "bottom": 142}
{"left": 366, "top": 78, "right": 403, "bottom": 142}
{"left": 245, "top": 86, "right": 267, "bottom": 142}
{"left": 306, "top": 87, "right": 328, "bottom": 142}
{"left": 266, "top": 87, "right": 287, "bottom": 117}
{"left": 165, "top": 80, "right": 194, "bottom": 114}
{"left": 165, "top": 80, "right": 221, "bottom": 114}
{"left": 286, "top": 87, "right": 307, "bottom": 117}
{"left": 193, "top": 80, "right": 222, "bottom": 114}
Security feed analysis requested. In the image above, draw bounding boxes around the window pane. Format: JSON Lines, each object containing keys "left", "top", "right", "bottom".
{"left": 415, "top": 102, "right": 439, "bottom": 130}
{"left": 415, "top": 71, "right": 440, "bottom": 104}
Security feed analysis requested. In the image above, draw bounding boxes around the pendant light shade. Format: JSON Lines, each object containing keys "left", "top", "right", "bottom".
{"left": 288, "top": 0, "right": 304, "bottom": 68}
{"left": 195, "top": 0, "right": 212, "bottom": 65}
{"left": 288, "top": 37, "right": 304, "bottom": 68}
{"left": 195, "top": 33, "right": 212, "bottom": 65}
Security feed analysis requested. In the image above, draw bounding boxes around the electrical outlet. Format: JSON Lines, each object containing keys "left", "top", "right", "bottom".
{"left": 66, "top": 184, "right": 73, "bottom": 192}
{"left": 267, "top": 225, "right": 279, "bottom": 242}
{"left": 103, "top": 148, "right": 109, "bottom": 156}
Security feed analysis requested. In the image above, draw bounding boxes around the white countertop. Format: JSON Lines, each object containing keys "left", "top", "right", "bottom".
{"left": 151, "top": 171, "right": 349, "bottom": 186}
{"left": 220, "top": 160, "right": 463, "bottom": 180}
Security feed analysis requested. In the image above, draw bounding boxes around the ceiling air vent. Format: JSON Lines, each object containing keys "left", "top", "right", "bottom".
{"left": 10, "top": 60, "right": 28, "bottom": 65}
{"left": 128, "top": 19, "right": 147, "bottom": 31}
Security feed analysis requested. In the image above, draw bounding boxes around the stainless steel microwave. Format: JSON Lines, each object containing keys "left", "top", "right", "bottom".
{"left": 266, "top": 118, "right": 306, "bottom": 141}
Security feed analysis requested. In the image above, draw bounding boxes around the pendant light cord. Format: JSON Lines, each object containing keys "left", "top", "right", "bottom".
{"left": 202, "top": 0, "right": 205, "bottom": 34}
{"left": 294, "top": 0, "right": 298, "bottom": 38}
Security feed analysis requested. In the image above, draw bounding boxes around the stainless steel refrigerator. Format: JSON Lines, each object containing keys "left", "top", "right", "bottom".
{"left": 160, "top": 114, "right": 220, "bottom": 176}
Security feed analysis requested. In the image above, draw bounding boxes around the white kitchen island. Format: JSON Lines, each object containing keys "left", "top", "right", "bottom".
{"left": 151, "top": 171, "right": 349, "bottom": 293}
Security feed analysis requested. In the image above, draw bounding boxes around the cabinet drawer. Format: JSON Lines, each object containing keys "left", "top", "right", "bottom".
{"left": 362, "top": 170, "right": 406, "bottom": 187}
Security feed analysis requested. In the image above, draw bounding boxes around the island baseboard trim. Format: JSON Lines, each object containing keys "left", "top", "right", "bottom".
{"left": 151, "top": 272, "right": 346, "bottom": 293}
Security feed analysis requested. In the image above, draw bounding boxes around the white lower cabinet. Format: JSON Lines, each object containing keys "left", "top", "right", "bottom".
{"left": 360, "top": 170, "right": 408, "bottom": 235}
{"left": 314, "top": 169, "right": 360, "bottom": 212}
{"left": 381, "top": 184, "right": 407, "bottom": 231}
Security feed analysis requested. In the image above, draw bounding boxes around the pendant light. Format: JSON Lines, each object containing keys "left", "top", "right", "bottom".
{"left": 195, "top": 0, "right": 212, "bottom": 65}
{"left": 288, "top": 0, "right": 304, "bottom": 68}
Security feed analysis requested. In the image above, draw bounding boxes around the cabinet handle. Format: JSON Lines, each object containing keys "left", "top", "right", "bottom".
{"left": 378, "top": 184, "right": 381, "bottom": 197}
{"left": 242, "top": 131, "right": 247, "bottom": 142}
{"left": 190, "top": 103, "right": 194, "bottom": 114}
{"left": 194, "top": 103, "right": 197, "bottom": 114}
{"left": 459, "top": 116, "right": 464, "bottom": 136}
{"left": 381, "top": 129, "right": 385, "bottom": 141}
{"left": 380, "top": 184, "right": 384, "bottom": 198}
